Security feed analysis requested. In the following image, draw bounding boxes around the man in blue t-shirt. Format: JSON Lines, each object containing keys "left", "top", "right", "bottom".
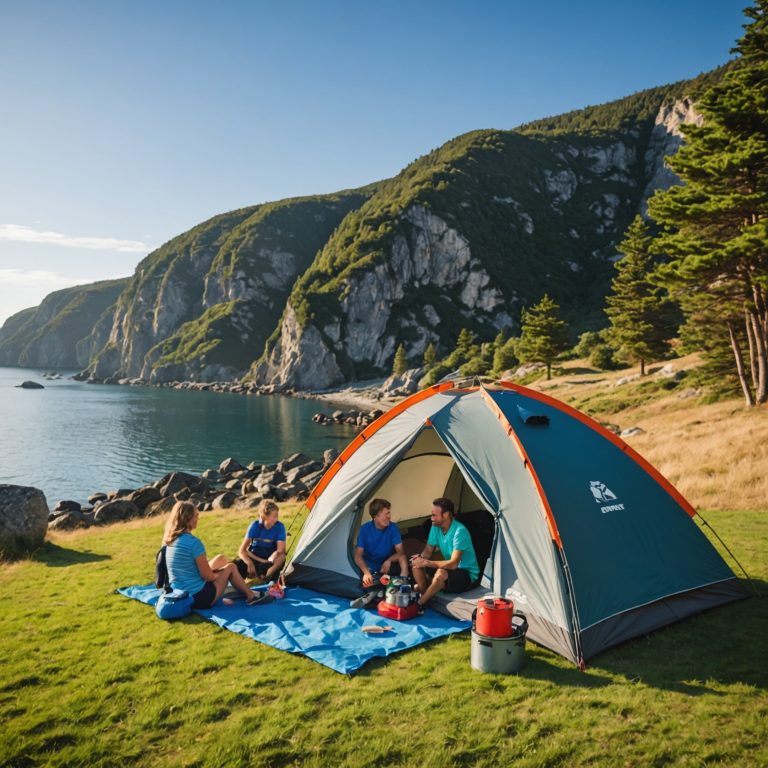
{"left": 411, "top": 497, "right": 480, "bottom": 610}
{"left": 354, "top": 498, "right": 409, "bottom": 587}
{"left": 234, "top": 500, "right": 286, "bottom": 581}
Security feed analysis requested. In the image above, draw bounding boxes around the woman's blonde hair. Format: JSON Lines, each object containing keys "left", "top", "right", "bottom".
{"left": 163, "top": 500, "right": 199, "bottom": 545}
{"left": 259, "top": 499, "right": 279, "bottom": 520}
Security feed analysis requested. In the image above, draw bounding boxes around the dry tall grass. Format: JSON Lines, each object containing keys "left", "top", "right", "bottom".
{"left": 531, "top": 354, "right": 768, "bottom": 511}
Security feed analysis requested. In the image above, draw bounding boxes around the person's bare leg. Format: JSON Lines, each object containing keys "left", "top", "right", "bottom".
{"left": 208, "top": 553, "right": 229, "bottom": 571}
{"left": 417, "top": 569, "right": 448, "bottom": 607}
{"left": 264, "top": 551, "right": 286, "bottom": 580}
{"left": 412, "top": 564, "right": 428, "bottom": 594}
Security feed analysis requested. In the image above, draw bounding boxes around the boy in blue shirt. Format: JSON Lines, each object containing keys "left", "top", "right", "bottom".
{"left": 234, "top": 500, "right": 286, "bottom": 582}
{"left": 354, "top": 498, "right": 409, "bottom": 587}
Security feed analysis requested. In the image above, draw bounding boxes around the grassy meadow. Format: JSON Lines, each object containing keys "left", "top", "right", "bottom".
{"left": 1, "top": 364, "right": 767, "bottom": 767}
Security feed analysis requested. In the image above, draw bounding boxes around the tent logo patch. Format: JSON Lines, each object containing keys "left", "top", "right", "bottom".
{"left": 589, "top": 481, "right": 625, "bottom": 513}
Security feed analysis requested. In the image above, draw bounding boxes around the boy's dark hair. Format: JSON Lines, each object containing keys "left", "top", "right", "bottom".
{"left": 432, "top": 497, "right": 455, "bottom": 516}
{"left": 368, "top": 498, "right": 391, "bottom": 518}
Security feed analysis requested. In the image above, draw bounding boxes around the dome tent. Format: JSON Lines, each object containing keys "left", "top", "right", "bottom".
{"left": 285, "top": 382, "right": 747, "bottom": 665}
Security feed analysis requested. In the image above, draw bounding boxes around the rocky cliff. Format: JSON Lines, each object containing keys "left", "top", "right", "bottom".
{"left": 252, "top": 83, "right": 713, "bottom": 389}
{"left": 0, "top": 279, "right": 127, "bottom": 368}
{"left": 83, "top": 190, "right": 374, "bottom": 383}
{"left": 2, "top": 67, "right": 726, "bottom": 388}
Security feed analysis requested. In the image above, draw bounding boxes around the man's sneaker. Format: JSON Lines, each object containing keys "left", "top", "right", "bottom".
{"left": 350, "top": 592, "right": 376, "bottom": 609}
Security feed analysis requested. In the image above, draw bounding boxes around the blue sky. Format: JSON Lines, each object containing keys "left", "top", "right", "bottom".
{"left": 0, "top": 0, "right": 749, "bottom": 325}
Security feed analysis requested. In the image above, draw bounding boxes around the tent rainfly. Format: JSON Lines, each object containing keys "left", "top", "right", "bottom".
{"left": 285, "top": 382, "right": 748, "bottom": 665}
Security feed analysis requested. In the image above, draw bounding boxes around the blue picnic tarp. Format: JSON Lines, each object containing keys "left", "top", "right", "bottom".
{"left": 118, "top": 584, "right": 470, "bottom": 674}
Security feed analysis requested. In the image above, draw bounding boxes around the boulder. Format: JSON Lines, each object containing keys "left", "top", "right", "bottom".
{"left": 88, "top": 492, "right": 108, "bottom": 505}
{"left": 144, "top": 496, "right": 177, "bottom": 517}
{"left": 278, "top": 453, "right": 313, "bottom": 473}
{"left": 0, "top": 485, "right": 49, "bottom": 558}
{"left": 128, "top": 486, "right": 162, "bottom": 509}
{"left": 201, "top": 469, "right": 221, "bottom": 482}
{"left": 212, "top": 491, "right": 237, "bottom": 510}
{"left": 107, "top": 488, "right": 135, "bottom": 500}
{"left": 54, "top": 500, "right": 82, "bottom": 513}
{"left": 323, "top": 448, "right": 339, "bottom": 466}
{"left": 285, "top": 460, "right": 324, "bottom": 484}
{"left": 300, "top": 469, "right": 325, "bottom": 491}
{"left": 241, "top": 478, "right": 258, "bottom": 495}
{"left": 157, "top": 472, "right": 210, "bottom": 498}
{"left": 48, "top": 510, "right": 85, "bottom": 531}
{"left": 16, "top": 381, "right": 44, "bottom": 389}
{"left": 219, "top": 457, "right": 244, "bottom": 475}
{"left": 620, "top": 427, "right": 646, "bottom": 437}
{"left": 257, "top": 470, "right": 286, "bottom": 486}
{"left": 93, "top": 499, "right": 141, "bottom": 525}
{"left": 278, "top": 481, "right": 308, "bottom": 499}
{"left": 224, "top": 478, "right": 241, "bottom": 490}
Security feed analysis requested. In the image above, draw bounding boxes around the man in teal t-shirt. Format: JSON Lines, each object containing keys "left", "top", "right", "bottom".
{"left": 411, "top": 497, "right": 480, "bottom": 610}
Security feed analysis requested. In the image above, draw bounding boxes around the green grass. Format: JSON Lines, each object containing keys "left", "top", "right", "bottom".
{"left": 1, "top": 507, "right": 765, "bottom": 767}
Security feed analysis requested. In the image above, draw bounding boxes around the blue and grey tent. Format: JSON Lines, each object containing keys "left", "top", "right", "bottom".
{"left": 286, "top": 382, "right": 747, "bottom": 665}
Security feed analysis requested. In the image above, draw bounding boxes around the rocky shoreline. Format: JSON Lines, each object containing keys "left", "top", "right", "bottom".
{"left": 47, "top": 450, "right": 341, "bottom": 532}
{"left": 72, "top": 368, "right": 426, "bottom": 413}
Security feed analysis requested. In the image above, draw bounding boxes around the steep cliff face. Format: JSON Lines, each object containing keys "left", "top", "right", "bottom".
{"left": 0, "top": 279, "right": 127, "bottom": 368}
{"left": 250, "top": 90, "right": 711, "bottom": 389}
{"left": 84, "top": 190, "right": 373, "bottom": 382}
{"left": 10, "top": 68, "right": 723, "bottom": 387}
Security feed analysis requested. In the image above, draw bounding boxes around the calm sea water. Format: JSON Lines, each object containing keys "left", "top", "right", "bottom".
{"left": 0, "top": 367, "right": 358, "bottom": 506}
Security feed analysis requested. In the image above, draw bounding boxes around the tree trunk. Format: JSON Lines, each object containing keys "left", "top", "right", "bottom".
{"left": 745, "top": 309, "right": 759, "bottom": 392}
{"left": 748, "top": 309, "right": 768, "bottom": 404}
{"left": 728, "top": 320, "right": 755, "bottom": 407}
{"left": 640, "top": 358, "right": 645, "bottom": 376}
{"left": 546, "top": 361, "right": 552, "bottom": 380}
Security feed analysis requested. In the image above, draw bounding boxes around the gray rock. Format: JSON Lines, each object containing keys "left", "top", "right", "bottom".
{"left": 257, "top": 470, "right": 286, "bottom": 486}
{"left": 107, "top": 488, "right": 135, "bottom": 500}
{"left": 48, "top": 510, "right": 85, "bottom": 531}
{"left": 285, "top": 460, "right": 324, "bottom": 484}
{"left": 93, "top": 499, "right": 141, "bottom": 524}
{"left": 300, "top": 469, "right": 326, "bottom": 490}
{"left": 0, "top": 485, "right": 49, "bottom": 559}
{"left": 212, "top": 491, "right": 237, "bottom": 510}
{"left": 620, "top": 427, "right": 646, "bottom": 437}
{"left": 158, "top": 472, "right": 210, "bottom": 498}
{"left": 16, "top": 381, "right": 44, "bottom": 389}
{"left": 323, "top": 448, "right": 339, "bottom": 466}
{"left": 201, "top": 469, "right": 221, "bottom": 481}
{"left": 144, "top": 496, "right": 177, "bottom": 517}
{"left": 88, "top": 492, "right": 108, "bottom": 505}
{"left": 224, "top": 479, "right": 241, "bottom": 490}
{"left": 278, "top": 453, "right": 313, "bottom": 473}
{"left": 54, "top": 500, "right": 82, "bottom": 513}
{"left": 128, "top": 486, "right": 162, "bottom": 509}
{"left": 219, "top": 457, "right": 244, "bottom": 475}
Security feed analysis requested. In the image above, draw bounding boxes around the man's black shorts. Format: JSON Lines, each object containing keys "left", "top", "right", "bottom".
{"left": 234, "top": 558, "right": 271, "bottom": 579}
{"left": 425, "top": 567, "right": 474, "bottom": 593}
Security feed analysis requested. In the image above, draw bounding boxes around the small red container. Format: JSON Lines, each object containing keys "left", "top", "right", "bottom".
{"left": 377, "top": 601, "right": 419, "bottom": 621}
{"left": 475, "top": 597, "right": 515, "bottom": 638}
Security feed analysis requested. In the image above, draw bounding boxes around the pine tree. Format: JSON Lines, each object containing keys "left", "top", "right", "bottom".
{"left": 647, "top": 1, "right": 768, "bottom": 405}
{"left": 516, "top": 295, "right": 569, "bottom": 380}
{"left": 392, "top": 343, "right": 408, "bottom": 376}
{"left": 605, "top": 216, "right": 678, "bottom": 375}
{"left": 422, "top": 342, "right": 437, "bottom": 369}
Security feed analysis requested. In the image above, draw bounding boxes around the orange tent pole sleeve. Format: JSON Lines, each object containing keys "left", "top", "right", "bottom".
{"left": 304, "top": 382, "right": 456, "bottom": 510}
{"left": 497, "top": 381, "right": 697, "bottom": 518}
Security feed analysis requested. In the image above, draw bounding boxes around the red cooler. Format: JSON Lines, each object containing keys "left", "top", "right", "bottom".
{"left": 475, "top": 597, "right": 514, "bottom": 638}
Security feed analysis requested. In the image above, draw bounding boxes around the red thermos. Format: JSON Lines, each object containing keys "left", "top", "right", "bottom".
{"left": 476, "top": 597, "right": 515, "bottom": 638}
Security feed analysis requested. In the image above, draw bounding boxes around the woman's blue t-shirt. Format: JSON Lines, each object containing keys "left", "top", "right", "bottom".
{"left": 166, "top": 532, "right": 206, "bottom": 594}
{"left": 356, "top": 521, "right": 402, "bottom": 572}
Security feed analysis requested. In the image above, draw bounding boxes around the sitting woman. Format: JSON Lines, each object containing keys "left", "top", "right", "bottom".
{"left": 163, "top": 500, "right": 264, "bottom": 607}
